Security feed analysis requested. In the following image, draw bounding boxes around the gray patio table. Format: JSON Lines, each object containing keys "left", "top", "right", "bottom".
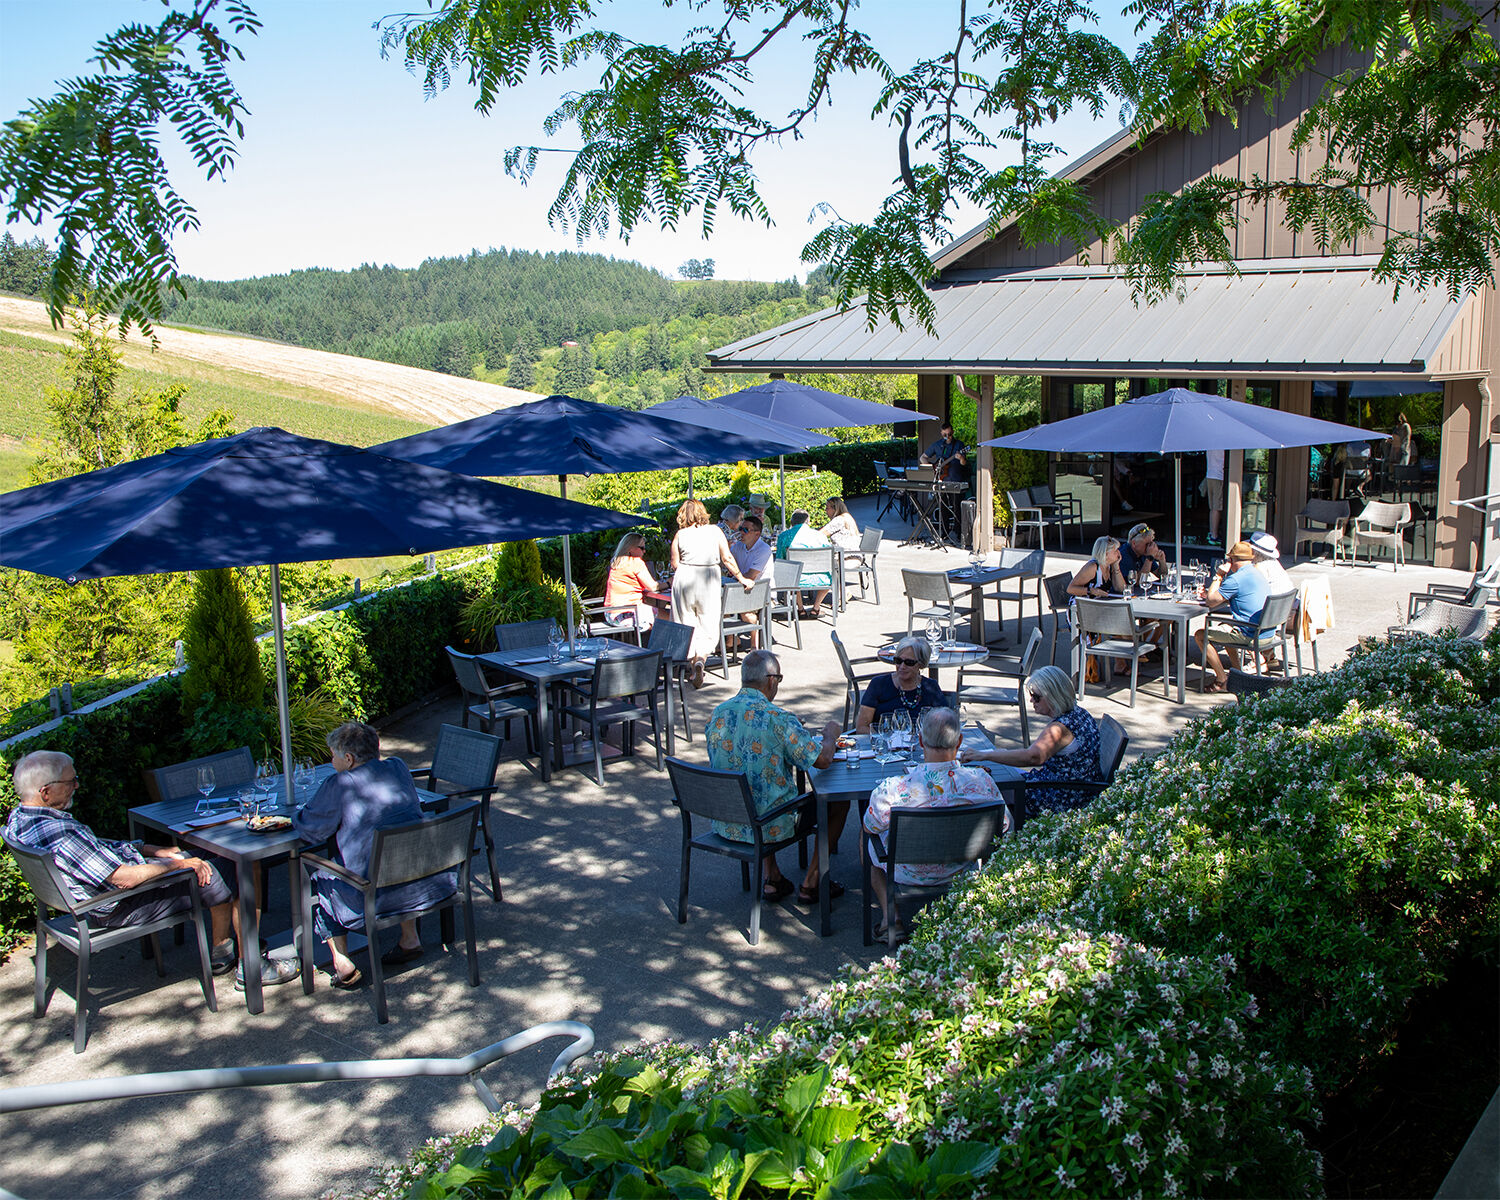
{"left": 947, "top": 548, "right": 1044, "bottom": 644}
{"left": 1126, "top": 593, "right": 1210, "bottom": 702}
{"left": 804, "top": 724, "right": 1023, "bottom": 936}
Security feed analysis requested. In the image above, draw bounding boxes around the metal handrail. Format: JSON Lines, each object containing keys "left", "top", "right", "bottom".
{"left": 0, "top": 1020, "right": 593, "bottom": 1115}
{"left": 1451, "top": 490, "right": 1500, "bottom": 514}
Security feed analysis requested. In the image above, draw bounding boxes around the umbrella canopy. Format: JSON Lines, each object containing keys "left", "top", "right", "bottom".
{"left": 984, "top": 388, "right": 1385, "bottom": 582}
{"left": 0, "top": 426, "right": 642, "bottom": 801}
{"left": 709, "top": 379, "right": 936, "bottom": 431}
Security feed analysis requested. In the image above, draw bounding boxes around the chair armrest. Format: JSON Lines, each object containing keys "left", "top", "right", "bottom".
{"left": 299, "top": 853, "right": 368, "bottom": 889}
{"left": 409, "top": 767, "right": 435, "bottom": 787}
{"left": 760, "top": 790, "right": 815, "bottom": 826}
{"left": 72, "top": 866, "right": 199, "bottom": 916}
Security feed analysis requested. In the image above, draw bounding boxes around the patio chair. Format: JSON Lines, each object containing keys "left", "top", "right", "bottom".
{"left": 1028, "top": 484, "right": 1080, "bottom": 548}
{"left": 299, "top": 803, "right": 480, "bottom": 1024}
{"left": 988, "top": 548, "right": 1046, "bottom": 644}
{"left": 1007, "top": 489, "right": 1046, "bottom": 550}
{"left": 561, "top": 650, "right": 664, "bottom": 784}
{"left": 713, "top": 578, "right": 773, "bottom": 677}
{"left": 408, "top": 724, "right": 504, "bottom": 902}
{"left": 1199, "top": 590, "right": 1298, "bottom": 690}
{"left": 4, "top": 833, "right": 217, "bottom": 1053}
{"left": 874, "top": 462, "right": 910, "bottom": 522}
{"left": 1073, "top": 598, "right": 1165, "bottom": 707}
{"left": 1043, "top": 571, "right": 1078, "bottom": 671}
{"left": 831, "top": 630, "right": 887, "bottom": 728}
{"left": 861, "top": 800, "right": 1012, "bottom": 948}
{"left": 1350, "top": 500, "right": 1411, "bottom": 570}
{"left": 903, "top": 568, "right": 966, "bottom": 636}
{"left": 768, "top": 558, "right": 804, "bottom": 650}
{"left": 665, "top": 757, "right": 814, "bottom": 946}
{"left": 1387, "top": 598, "right": 1489, "bottom": 642}
{"left": 1292, "top": 499, "right": 1351, "bottom": 562}
{"left": 494, "top": 619, "right": 559, "bottom": 651}
{"left": 1015, "top": 714, "right": 1128, "bottom": 830}
{"left": 1402, "top": 564, "right": 1500, "bottom": 620}
{"left": 579, "top": 596, "right": 645, "bottom": 645}
{"left": 845, "top": 526, "right": 884, "bottom": 604}
{"left": 954, "top": 628, "right": 1044, "bottom": 744}
{"left": 143, "top": 746, "right": 255, "bottom": 805}
{"left": 445, "top": 647, "right": 537, "bottom": 750}
{"left": 785, "top": 547, "right": 840, "bottom": 622}
{"left": 647, "top": 619, "right": 695, "bottom": 755}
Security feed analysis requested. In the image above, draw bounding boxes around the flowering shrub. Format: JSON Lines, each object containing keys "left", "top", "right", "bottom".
{"left": 379, "top": 926, "right": 1319, "bottom": 1199}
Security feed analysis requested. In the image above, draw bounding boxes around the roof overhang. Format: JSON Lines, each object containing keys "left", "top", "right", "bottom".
{"left": 708, "top": 257, "right": 1485, "bottom": 381}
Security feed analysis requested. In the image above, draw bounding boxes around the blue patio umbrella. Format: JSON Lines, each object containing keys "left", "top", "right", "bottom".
{"left": 646, "top": 394, "right": 836, "bottom": 515}
{"left": 372, "top": 395, "right": 813, "bottom": 646}
{"left": 0, "top": 427, "right": 642, "bottom": 802}
{"left": 708, "top": 379, "right": 935, "bottom": 431}
{"left": 985, "top": 388, "right": 1385, "bottom": 582}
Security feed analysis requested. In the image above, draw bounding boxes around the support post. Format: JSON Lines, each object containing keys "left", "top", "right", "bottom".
{"left": 976, "top": 375, "right": 995, "bottom": 552}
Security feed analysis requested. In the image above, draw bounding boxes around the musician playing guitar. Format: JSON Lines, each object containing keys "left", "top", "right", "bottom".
{"left": 921, "top": 422, "right": 968, "bottom": 482}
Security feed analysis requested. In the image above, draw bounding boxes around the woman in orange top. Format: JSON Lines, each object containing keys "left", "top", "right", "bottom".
{"left": 604, "top": 531, "right": 660, "bottom": 631}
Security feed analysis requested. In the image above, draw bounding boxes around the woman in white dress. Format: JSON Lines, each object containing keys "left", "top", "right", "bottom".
{"left": 819, "top": 496, "right": 860, "bottom": 549}
{"left": 671, "top": 498, "right": 752, "bottom": 687}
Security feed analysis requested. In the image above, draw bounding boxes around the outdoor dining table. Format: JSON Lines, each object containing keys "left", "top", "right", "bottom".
{"left": 878, "top": 639, "right": 988, "bottom": 681}
{"left": 128, "top": 765, "right": 450, "bottom": 1012}
{"left": 1127, "top": 592, "right": 1210, "bottom": 702}
{"left": 946, "top": 548, "right": 1044, "bottom": 644}
{"left": 804, "top": 724, "right": 1024, "bottom": 936}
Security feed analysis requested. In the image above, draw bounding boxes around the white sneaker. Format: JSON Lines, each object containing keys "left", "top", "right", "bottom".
{"left": 234, "top": 956, "right": 299, "bottom": 990}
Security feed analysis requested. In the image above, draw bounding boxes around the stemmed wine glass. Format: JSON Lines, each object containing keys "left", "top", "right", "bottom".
{"left": 193, "top": 766, "right": 218, "bottom": 813}
{"left": 548, "top": 623, "right": 564, "bottom": 662}
{"left": 891, "top": 709, "right": 913, "bottom": 760}
{"left": 925, "top": 616, "right": 943, "bottom": 657}
{"left": 873, "top": 713, "right": 894, "bottom": 764}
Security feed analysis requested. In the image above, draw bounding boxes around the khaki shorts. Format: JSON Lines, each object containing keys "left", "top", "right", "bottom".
{"left": 1205, "top": 477, "right": 1223, "bottom": 510}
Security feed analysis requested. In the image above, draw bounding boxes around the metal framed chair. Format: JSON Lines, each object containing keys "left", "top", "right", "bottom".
{"left": 785, "top": 547, "right": 839, "bottom": 623}
{"left": 1402, "top": 564, "right": 1500, "bottom": 622}
{"left": 831, "top": 630, "right": 887, "bottom": 728}
{"left": 768, "top": 558, "right": 804, "bottom": 650}
{"left": 713, "top": 578, "right": 773, "bottom": 676}
{"left": 954, "top": 628, "right": 1044, "bottom": 744}
{"left": 1015, "top": 714, "right": 1128, "bottom": 829}
{"left": 579, "top": 596, "right": 645, "bottom": 645}
{"left": 1200, "top": 591, "right": 1297, "bottom": 690}
{"left": 409, "top": 723, "right": 505, "bottom": 902}
{"left": 494, "top": 619, "right": 559, "bottom": 651}
{"left": 1043, "top": 570, "right": 1078, "bottom": 671}
{"left": 561, "top": 650, "right": 664, "bottom": 784}
{"left": 1027, "top": 484, "right": 1080, "bottom": 548}
{"left": 1073, "top": 598, "right": 1166, "bottom": 707}
{"left": 1292, "top": 499, "right": 1351, "bottom": 562}
{"left": 1386, "top": 598, "right": 1489, "bottom": 642}
{"left": 1006, "top": 489, "right": 1046, "bottom": 550}
{"left": 143, "top": 746, "right": 255, "bottom": 804}
{"left": 845, "top": 526, "right": 884, "bottom": 604}
{"left": 445, "top": 646, "right": 537, "bottom": 750}
{"left": 1350, "top": 500, "right": 1411, "bottom": 570}
{"left": 861, "top": 800, "right": 1012, "bottom": 948}
{"left": 3, "top": 834, "right": 217, "bottom": 1052}
{"left": 988, "top": 548, "right": 1046, "bottom": 644}
{"left": 299, "top": 803, "right": 480, "bottom": 1024}
{"left": 902, "top": 568, "right": 965, "bottom": 636}
{"left": 647, "top": 619, "right": 695, "bottom": 755}
{"left": 665, "top": 757, "right": 814, "bottom": 946}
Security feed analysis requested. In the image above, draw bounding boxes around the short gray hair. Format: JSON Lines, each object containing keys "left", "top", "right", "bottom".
{"left": 1090, "top": 535, "right": 1120, "bottom": 567}
{"left": 741, "top": 649, "right": 780, "bottom": 686}
{"left": 13, "top": 750, "right": 72, "bottom": 804}
{"left": 327, "top": 721, "right": 380, "bottom": 765}
{"left": 918, "top": 707, "right": 962, "bottom": 749}
{"left": 1027, "top": 665, "right": 1077, "bottom": 716}
{"left": 790, "top": 509, "right": 810, "bottom": 526}
{"left": 720, "top": 504, "right": 744, "bottom": 524}
{"left": 893, "top": 636, "right": 931, "bottom": 668}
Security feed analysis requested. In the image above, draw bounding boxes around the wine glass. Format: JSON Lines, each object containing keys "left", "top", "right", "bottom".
{"left": 892, "top": 709, "right": 913, "bottom": 759}
{"left": 547, "top": 623, "right": 564, "bottom": 663}
{"left": 193, "top": 766, "right": 218, "bottom": 813}
{"left": 1127, "top": 568, "right": 1139, "bottom": 597}
{"left": 925, "top": 616, "right": 943, "bottom": 655}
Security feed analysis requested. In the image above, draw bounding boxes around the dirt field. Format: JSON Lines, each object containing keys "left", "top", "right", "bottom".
{"left": 0, "top": 296, "right": 532, "bottom": 427}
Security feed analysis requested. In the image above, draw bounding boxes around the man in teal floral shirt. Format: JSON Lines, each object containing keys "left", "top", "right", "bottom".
{"left": 706, "top": 650, "right": 845, "bottom": 905}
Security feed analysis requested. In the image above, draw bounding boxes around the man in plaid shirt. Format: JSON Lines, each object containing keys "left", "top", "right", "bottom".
{"left": 5, "top": 750, "right": 298, "bottom": 988}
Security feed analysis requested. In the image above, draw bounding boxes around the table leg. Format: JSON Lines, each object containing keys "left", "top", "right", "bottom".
{"left": 817, "top": 791, "right": 832, "bottom": 937}
{"left": 535, "top": 681, "right": 554, "bottom": 782}
{"left": 238, "top": 864, "right": 263, "bottom": 1014}
{"left": 293, "top": 851, "right": 314, "bottom": 995}
{"left": 1174, "top": 614, "right": 1187, "bottom": 703}
{"left": 968, "top": 582, "right": 985, "bottom": 643}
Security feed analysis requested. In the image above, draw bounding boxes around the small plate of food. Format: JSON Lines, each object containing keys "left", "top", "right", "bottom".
{"left": 245, "top": 813, "right": 293, "bottom": 834}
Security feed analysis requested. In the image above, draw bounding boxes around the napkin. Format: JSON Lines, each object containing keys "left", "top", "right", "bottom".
{"left": 183, "top": 812, "right": 242, "bottom": 830}
{"left": 514, "top": 655, "right": 551, "bottom": 665}
{"left": 832, "top": 748, "right": 875, "bottom": 761}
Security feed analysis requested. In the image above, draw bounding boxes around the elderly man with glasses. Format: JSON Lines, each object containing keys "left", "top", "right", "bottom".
{"left": 705, "top": 649, "right": 845, "bottom": 906}
{"left": 1119, "top": 522, "right": 1168, "bottom": 585}
{"left": 3, "top": 749, "right": 298, "bottom": 989}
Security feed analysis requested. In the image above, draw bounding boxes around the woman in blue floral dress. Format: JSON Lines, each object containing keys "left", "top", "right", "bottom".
{"left": 961, "top": 665, "right": 1102, "bottom": 817}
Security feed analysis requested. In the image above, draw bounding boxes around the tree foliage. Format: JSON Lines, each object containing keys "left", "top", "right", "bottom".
{"left": 179, "top": 567, "right": 264, "bottom": 719}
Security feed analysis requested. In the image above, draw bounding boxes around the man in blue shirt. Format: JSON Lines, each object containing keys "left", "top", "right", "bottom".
{"left": 1194, "top": 541, "right": 1270, "bottom": 692}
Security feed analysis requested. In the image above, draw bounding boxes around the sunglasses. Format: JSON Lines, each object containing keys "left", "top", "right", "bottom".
{"left": 893, "top": 656, "right": 919, "bottom": 667}
{"left": 1028, "top": 691, "right": 1042, "bottom": 704}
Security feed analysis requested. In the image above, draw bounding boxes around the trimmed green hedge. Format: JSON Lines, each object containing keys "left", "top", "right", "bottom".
{"left": 376, "top": 631, "right": 1498, "bottom": 1198}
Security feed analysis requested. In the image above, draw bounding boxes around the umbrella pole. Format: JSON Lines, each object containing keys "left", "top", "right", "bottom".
{"left": 687, "top": 466, "right": 693, "bottom": 498}
{"left": 778, "top": 454, "right": 786, "bottom": 531}
{"left": 270, "top": 564, "right": 295, "bottom": 808}
{"left": 1174, "top": 454, "right": 1184, "bottom": 594}
{"left": 560, "top": 474, "right": 576, "bottom": 653}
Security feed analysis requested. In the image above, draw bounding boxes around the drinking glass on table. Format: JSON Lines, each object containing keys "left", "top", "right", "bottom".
{"left": 548, "top": 623, "right": 563, "bottom": 663}
{"left": 237, "top": 788, "right": 257, "bottom": 822}
{"left": 925, "top": 617, "right": 943, "bottom": 656}
{"left": 194, "top": 766, "right": 216, "bottom": 808}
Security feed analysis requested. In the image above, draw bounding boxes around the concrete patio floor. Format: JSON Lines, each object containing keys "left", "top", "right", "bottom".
{"left": 0, "top": 495, "right": 1480, "bottom": 1199}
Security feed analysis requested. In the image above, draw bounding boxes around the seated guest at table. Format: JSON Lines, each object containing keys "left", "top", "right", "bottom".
{"left": 1193, "top": 541, "right": 1270, "bottom": 693}
{"left": 672, "top": 498, "right": 754, "bottom": 689}
{"left": 603, "top": 531, "right": 660, "bottom": 632}
{"left": 294, "top": 722, "right": 457, "bottom": 989}
{"left": 1247, "top": 530, "right": 1295, "bottom": 672}
{"left": 777, "top": 510, "right": 834, "bottom": 618}
{"left": 728, "top": 514, "right": 773, "bottom": 652}
{"left": 1067, "top": 536, "right": 1127, "bottom": 599}
{"left": 864, "top": 706, "right": 1000, "bottom": 939}
{"left": 819, "top": 496, "right": 860, "bottom": 549}
{"left": 746, "top": 495, "right": 772, "bottom": 532}
{"left": 716, "top": 504, "right": 745, "bottom": 546}
{"left": 706, "top": 650, "right": 844, "bottom": 905}
{"left": 961, "top": 665, "right": 1102, "bottom": 819}
{"left": 855, "top": 636, "right": 947, "bottom": 733}
{"left": 3, "top": 750, "right": 298, "bottom": 988}
{"left": 1118, "top": 522, "right": 1168, "bottom": 584}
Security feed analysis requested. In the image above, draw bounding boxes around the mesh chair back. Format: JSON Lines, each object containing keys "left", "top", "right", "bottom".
{"left": 593, "top": 650, "right": 663, "bottom": 700}
{"left": 902, "top": 569, "right": 954, "bottom": 605}
{"left": 830, "top": 630, "right": 859, "bottom": 687}
{"left": 1097, "top": 715, "right": 1129, "bottom": 782}
{"left": 665, "top": 758, "right": 758, "bottom": 827}
{"left": 1359, "top": 500, "right": 1410, "bottom": 531}
{"left": 495, "top": 619, "right": 558, "bottom": 651}
{"left": 874, "top": 461, "right": 890, "bottom": 480}
{"left": 786, "top": 547, "right": 835, "bottom": 579}
{"left": 1006, "top": 489, "right": 1032, "bottom": 510}
{"left": 1301, "top": 499, "right": 1350, "bottom": 526}
{"left": 1044, "top": 571, "right": 1074, "bottom": 613}
{"left": 146, "top": 746, "right": 256, "bottom": 804}
{"left": 446, "top": 646, "right": 491, "bottom": 698}
{"left": 370, "top": 804, "right": 478, "bottom": 889}
{"left": 726, "top": 578, "right": 772, "bottom": 612}
{"left": 1029, "top": 485, "right": 1057, "bottom": 506}
{"left": 1017, "top": 626, "right": 1044, "bottom": 674}
{"left": 772, "top": 558, "right": 803, "bottom": 588}
{"left": 1074, "top": 597, "right": 1138, "bottom": 640}
{"left": 3, "top": 835, "right": 78, "bottom": 914}
{"left": 887, "top": 802, "right": 1009, "bottom": 867}
{"left": 999, "top": 548, "right": 1045, "bottom": 575}
{"left": 648, "top": 619, "right": 694, "bottom": 664}
{"left": 1259, "top": 590, "right": 1297, "bottom": 632}
{"left": 858, "top": 526, "right": 883, "bottom": 554}
{"left": 429, "top": 724, "right": 502, "bottom": 792}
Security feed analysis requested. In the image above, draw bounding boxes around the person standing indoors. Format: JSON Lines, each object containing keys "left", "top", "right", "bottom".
{"left": 671, "top": 498, "right": 752, "bottom": 689}
{"left": 1204, "top": 450, "right": 1225, "bottom": 545}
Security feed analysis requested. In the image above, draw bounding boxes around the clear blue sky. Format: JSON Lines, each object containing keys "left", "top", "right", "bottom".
{"left": 0, "top": 1, "right": 1138, "bottom": 283}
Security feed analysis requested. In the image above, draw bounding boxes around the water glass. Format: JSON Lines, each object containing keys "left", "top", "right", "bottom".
{"left": 845, "top": 736, "right": 861, "bottom": 770}
{"left": 237, "top": 789, "right": 257, "bottom": 821}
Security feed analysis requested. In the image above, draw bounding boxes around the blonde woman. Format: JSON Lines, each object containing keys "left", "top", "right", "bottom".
{"left": 1067, "top": 535, "right": 1127, "bottom": 598}
{"left": 671, "top": 499, "right": 752, "bottom": 687}
{"left": 604, "top": 531, "right": 659, "bottom": 631}
{"left": 819, "top": 496, "right": 860, "bottom": 549}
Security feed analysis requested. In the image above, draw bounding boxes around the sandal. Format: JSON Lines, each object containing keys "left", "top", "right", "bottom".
{"left": 762, "top": 877, "right": 795, "bottom": 902}
{"left": 1205, "top": 678, "right": 1228, "bottom": 694}
{"left": 687, "top": 660, "right": 707, "bottom": 690}
{"left": 796, "top": 879, "right": 845, "bottom": 905}
{"left": 331, "top": 966, "right": 363, "bottom": 989}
